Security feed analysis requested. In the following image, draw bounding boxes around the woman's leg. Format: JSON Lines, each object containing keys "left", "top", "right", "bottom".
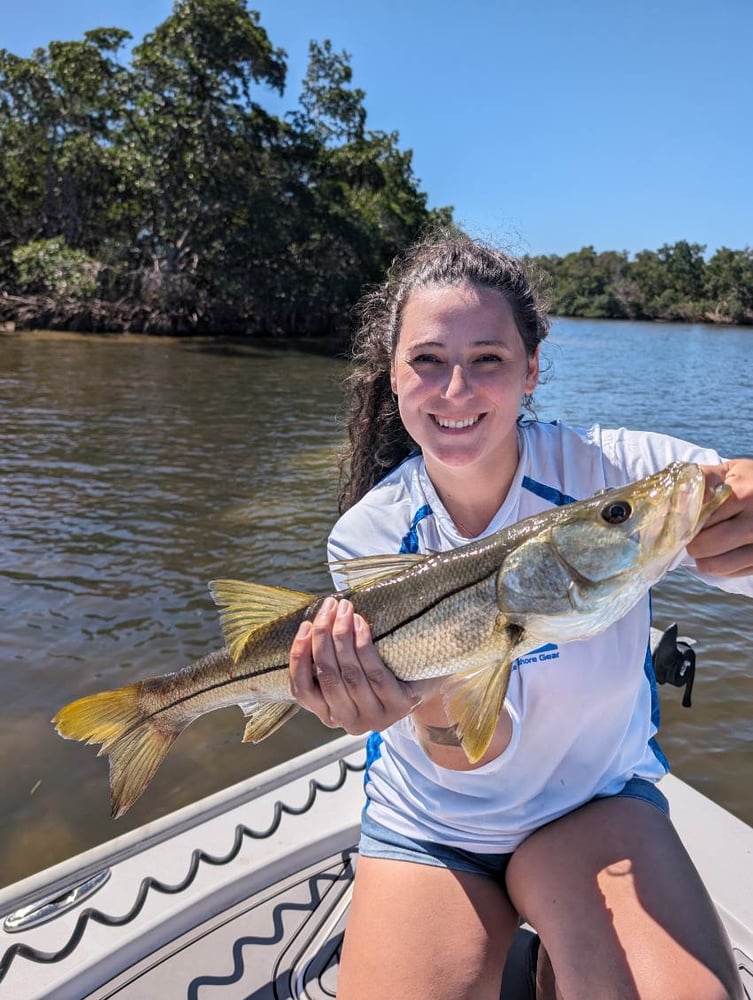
{"left": 337, "top": 855, "right": 520, "bottom": 999}
{"left": 505, "top": 795, "right": 743, "bottom": 1000}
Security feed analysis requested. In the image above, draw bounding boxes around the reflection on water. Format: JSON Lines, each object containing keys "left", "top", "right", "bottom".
{"left": 0, "top": 321, "right": 751, "bottom": 885}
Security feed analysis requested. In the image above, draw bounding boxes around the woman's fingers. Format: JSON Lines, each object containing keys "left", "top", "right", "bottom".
{"left": 689, "top": 459, "right": 753, "bottom": 576}
{"left": 350, "top": 612, "right": 422, "bottom": 724}
{"left": 327, "top": 601, "right": 386, "bottom": 726}
{"left": 311, "top": 598, "right": 369, "bottom": 729}
{"left": 289, "top": 618, "right": 334, "bottom": 723}
{"left": 289, "top": 596, "right": 420, "bottom": 734}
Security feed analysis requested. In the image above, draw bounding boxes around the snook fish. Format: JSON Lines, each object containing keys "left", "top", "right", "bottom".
{"left": 53, "top": 462, "right": 729, "bottom": 817}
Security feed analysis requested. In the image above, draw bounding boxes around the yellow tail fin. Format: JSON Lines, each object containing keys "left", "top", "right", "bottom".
{"left": 53, "top": 686, "right": 183, "bottom": 818}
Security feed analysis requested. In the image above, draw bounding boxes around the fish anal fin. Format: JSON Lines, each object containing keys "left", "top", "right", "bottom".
{"left": 209, "top": 579, "right": 314, "bottom": 662}
{"left": 328, "top": 553, "right": 426, "bottom": 590}
{"left": 239, "top": 701, "right": 300, "bottom": 743}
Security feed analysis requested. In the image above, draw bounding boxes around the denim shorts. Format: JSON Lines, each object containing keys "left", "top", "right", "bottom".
{"left": 358, "top": 777, "right": 669, "bottom": 880}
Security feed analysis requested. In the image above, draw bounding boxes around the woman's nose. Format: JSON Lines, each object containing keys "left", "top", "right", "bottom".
{"left": 444, "top": 363, "right": 472, "bottom": 398}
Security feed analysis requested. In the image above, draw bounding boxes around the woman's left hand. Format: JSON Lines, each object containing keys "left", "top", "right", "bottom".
{"left": 687, "top": 458, "right": 753, "bottom": 577}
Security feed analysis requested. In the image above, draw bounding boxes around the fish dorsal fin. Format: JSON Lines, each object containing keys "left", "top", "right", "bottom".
{"left": 328, "top": 553, "right": 426, "bottom": 590}
{"left": 209, "top": 579, "right": 314, "bottom": 662}
{"left": 441, "top": 623, "right": 519, "bottom": 764}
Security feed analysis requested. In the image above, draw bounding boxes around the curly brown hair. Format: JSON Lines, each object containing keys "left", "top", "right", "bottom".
{"left": 337, "top": 230, "right": 550, "bottom": 512}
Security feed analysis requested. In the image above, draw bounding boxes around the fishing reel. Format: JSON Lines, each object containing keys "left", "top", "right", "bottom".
{"left": 650, "top": 623, "right": 696, "bottom": 708}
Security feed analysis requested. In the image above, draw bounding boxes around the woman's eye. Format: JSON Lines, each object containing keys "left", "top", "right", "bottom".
{"left": 474, "top": 354, "right": 504, "bottom": 364}
{"left": 410, "top": 354, "right": 442, "bottom": 365}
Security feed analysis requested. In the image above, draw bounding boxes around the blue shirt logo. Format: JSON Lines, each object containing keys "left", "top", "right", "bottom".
{"left": 512, "top": 643, "right": 560, "bottom": 670}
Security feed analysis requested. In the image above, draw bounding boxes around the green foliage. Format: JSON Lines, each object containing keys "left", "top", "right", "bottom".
{"left": 530, "top": 241, "right": 753, "bottom": 326}
{"left": 4, "top": 1, "right": 747, "bottom": 333}
{"left": 704, "top": 247, "right": 753, "bottom": 323}
{"left": 13, "top": 237, "right": 100, "bottom": 298}
{"left": 0, "top": 0, "right": 449, "bottom": 335}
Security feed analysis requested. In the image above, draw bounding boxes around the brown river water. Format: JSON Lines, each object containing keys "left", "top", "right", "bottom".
{"left": 1, "top": 319, "right": 751, "bottom": 886}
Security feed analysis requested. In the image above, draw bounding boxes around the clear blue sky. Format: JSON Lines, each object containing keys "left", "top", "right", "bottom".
{"left": 4, "top": 0, "right": 751, "bottom": 257}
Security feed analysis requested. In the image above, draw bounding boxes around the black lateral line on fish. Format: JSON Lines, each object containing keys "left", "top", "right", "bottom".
{"left": 105, "top": 562, "right": 502, "bottom": 741}
{"left": 363, "top": 573, "right": 498, "bottom": 642}
{"left": 116, "top": 657, "right": 293, "bottom": 737}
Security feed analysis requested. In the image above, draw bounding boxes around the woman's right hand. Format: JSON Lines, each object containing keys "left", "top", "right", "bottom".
{"left": 289, "top": 596, "right": 424, "bottom": 734}
{"left": 289, "top": 596, "right": 511, "bottom": 768}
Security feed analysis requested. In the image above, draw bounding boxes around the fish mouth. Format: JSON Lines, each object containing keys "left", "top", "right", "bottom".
{"left": 431, "top": 414, "right": 485, "bottom": 430}
{"left": 651, "top": 463, "right": 710, "bottom": 551}
{"left": 616, "top": 462, "right": 730, "bottom": 571}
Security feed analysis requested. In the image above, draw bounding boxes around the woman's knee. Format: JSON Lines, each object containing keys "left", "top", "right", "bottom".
{"left": 338, "top": 856, "right": 518, "bottom": 999}
{"left": 505, "top": 796, "right": 743, "bottom": 999}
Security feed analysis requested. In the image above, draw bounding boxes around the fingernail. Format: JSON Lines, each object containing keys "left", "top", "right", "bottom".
{"left": 297, "top": 620, "right": 312, "bottom": 638}
{"left": 337, "top": 599, "right": 350, "bottom": 616}
{"left": 320, "top": 596, "right": 336, "bottom": 614}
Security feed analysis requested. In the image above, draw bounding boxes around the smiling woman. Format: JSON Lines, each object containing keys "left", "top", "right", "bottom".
{"left": 288, "top": 229, "right": 753, "bottom": 999}
{"left": 391, "top": 283, "right": 539, "bottom": 538}
{"left": 336, "top": 236, "right": 550, "bottom": 518}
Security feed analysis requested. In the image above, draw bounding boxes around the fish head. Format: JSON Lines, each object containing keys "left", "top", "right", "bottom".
{"left": 497, "top": 462, "right": 730, "bottom": 629}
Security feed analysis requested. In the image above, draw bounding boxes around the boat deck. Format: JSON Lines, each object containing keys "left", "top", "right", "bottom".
{"left": 88, "top": 850, "right": 354, "bottom": 999}
{"left": 1, "top": 735, "right": 751, "bottom": 999}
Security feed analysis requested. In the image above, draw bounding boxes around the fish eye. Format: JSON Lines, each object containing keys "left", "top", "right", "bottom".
{"left": 601, "top": 500, "right": 632, "bottom": 524}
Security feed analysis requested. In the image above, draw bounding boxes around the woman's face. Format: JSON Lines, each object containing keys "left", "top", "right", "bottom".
{"left": 390, "top": 282, "right": 539, "bottom": 479}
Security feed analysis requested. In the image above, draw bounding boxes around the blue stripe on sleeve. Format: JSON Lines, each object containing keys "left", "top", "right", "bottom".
{"left": 643, "top": 596, "right": 669, "bottom": 773}
{"left": 364, "top": 731, "right": 383, "bottom": 789}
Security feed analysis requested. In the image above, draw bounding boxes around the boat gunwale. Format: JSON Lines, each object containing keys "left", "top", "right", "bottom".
{"left": 0, "top": 734, "right": 367, "bottom": 918}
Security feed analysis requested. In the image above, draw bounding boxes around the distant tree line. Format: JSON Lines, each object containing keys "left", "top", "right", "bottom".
{"left": 0, "top": 0, "right": 450, "bottom": 337}
{"left": 2, "top": 2, "right": 750, "bottom": 338}
{"left": 528, "top": 243, "right": 753, "bottom": 326}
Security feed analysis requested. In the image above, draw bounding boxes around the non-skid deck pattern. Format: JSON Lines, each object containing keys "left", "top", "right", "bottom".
{"left": 0, "top": 736, "right": 367, "bottom": 1000}
{"left": 86, "top": 850, "right": 356, "bottom": 999}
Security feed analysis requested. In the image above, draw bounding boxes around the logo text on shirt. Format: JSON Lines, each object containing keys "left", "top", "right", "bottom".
{"left": 513, "top": 643, "right": 560, "bottom": 669}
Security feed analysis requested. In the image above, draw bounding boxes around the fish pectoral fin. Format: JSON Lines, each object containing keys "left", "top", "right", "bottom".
{"left": 441, "top": 656, "right": 514, "bottom": 765}
{"left": 441, "top": 624, "right": 519, "bottom": 765}
{"left": 239, "top": 701, "right": 299, "bottom": 743}
{"left": 328, "top": 553, "right": 426, "bottom": 590}
{"left": 209, "top": 579, "right": 314, "bottom": 662}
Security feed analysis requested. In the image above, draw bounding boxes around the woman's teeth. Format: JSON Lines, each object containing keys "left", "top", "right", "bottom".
{"left": 434, "top": 416, "right": 481, "bottom": 429}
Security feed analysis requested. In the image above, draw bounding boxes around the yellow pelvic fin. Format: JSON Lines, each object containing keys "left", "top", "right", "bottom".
{"left": 53, "top": 686, "right": 183, "bottom": 818}
{"left": 441, "top": 626, "right": 518, "bottom": 764}
{"left": 328, "top": 553, "right": 426, "bottom": 590}
{"left": 209, "top": 578, "right": 314, "bottom": 662}
{"left": 239, "top": 701, "right": 300, "bottom": 743}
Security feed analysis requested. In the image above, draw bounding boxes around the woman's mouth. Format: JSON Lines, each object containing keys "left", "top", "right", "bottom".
{"left": 432, "top": 414, "right": 484, "bottom": 429}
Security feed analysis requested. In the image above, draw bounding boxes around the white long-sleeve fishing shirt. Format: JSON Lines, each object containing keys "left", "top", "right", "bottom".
{"left": 327, "top": 421, "right": 753, "bottom": 851}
